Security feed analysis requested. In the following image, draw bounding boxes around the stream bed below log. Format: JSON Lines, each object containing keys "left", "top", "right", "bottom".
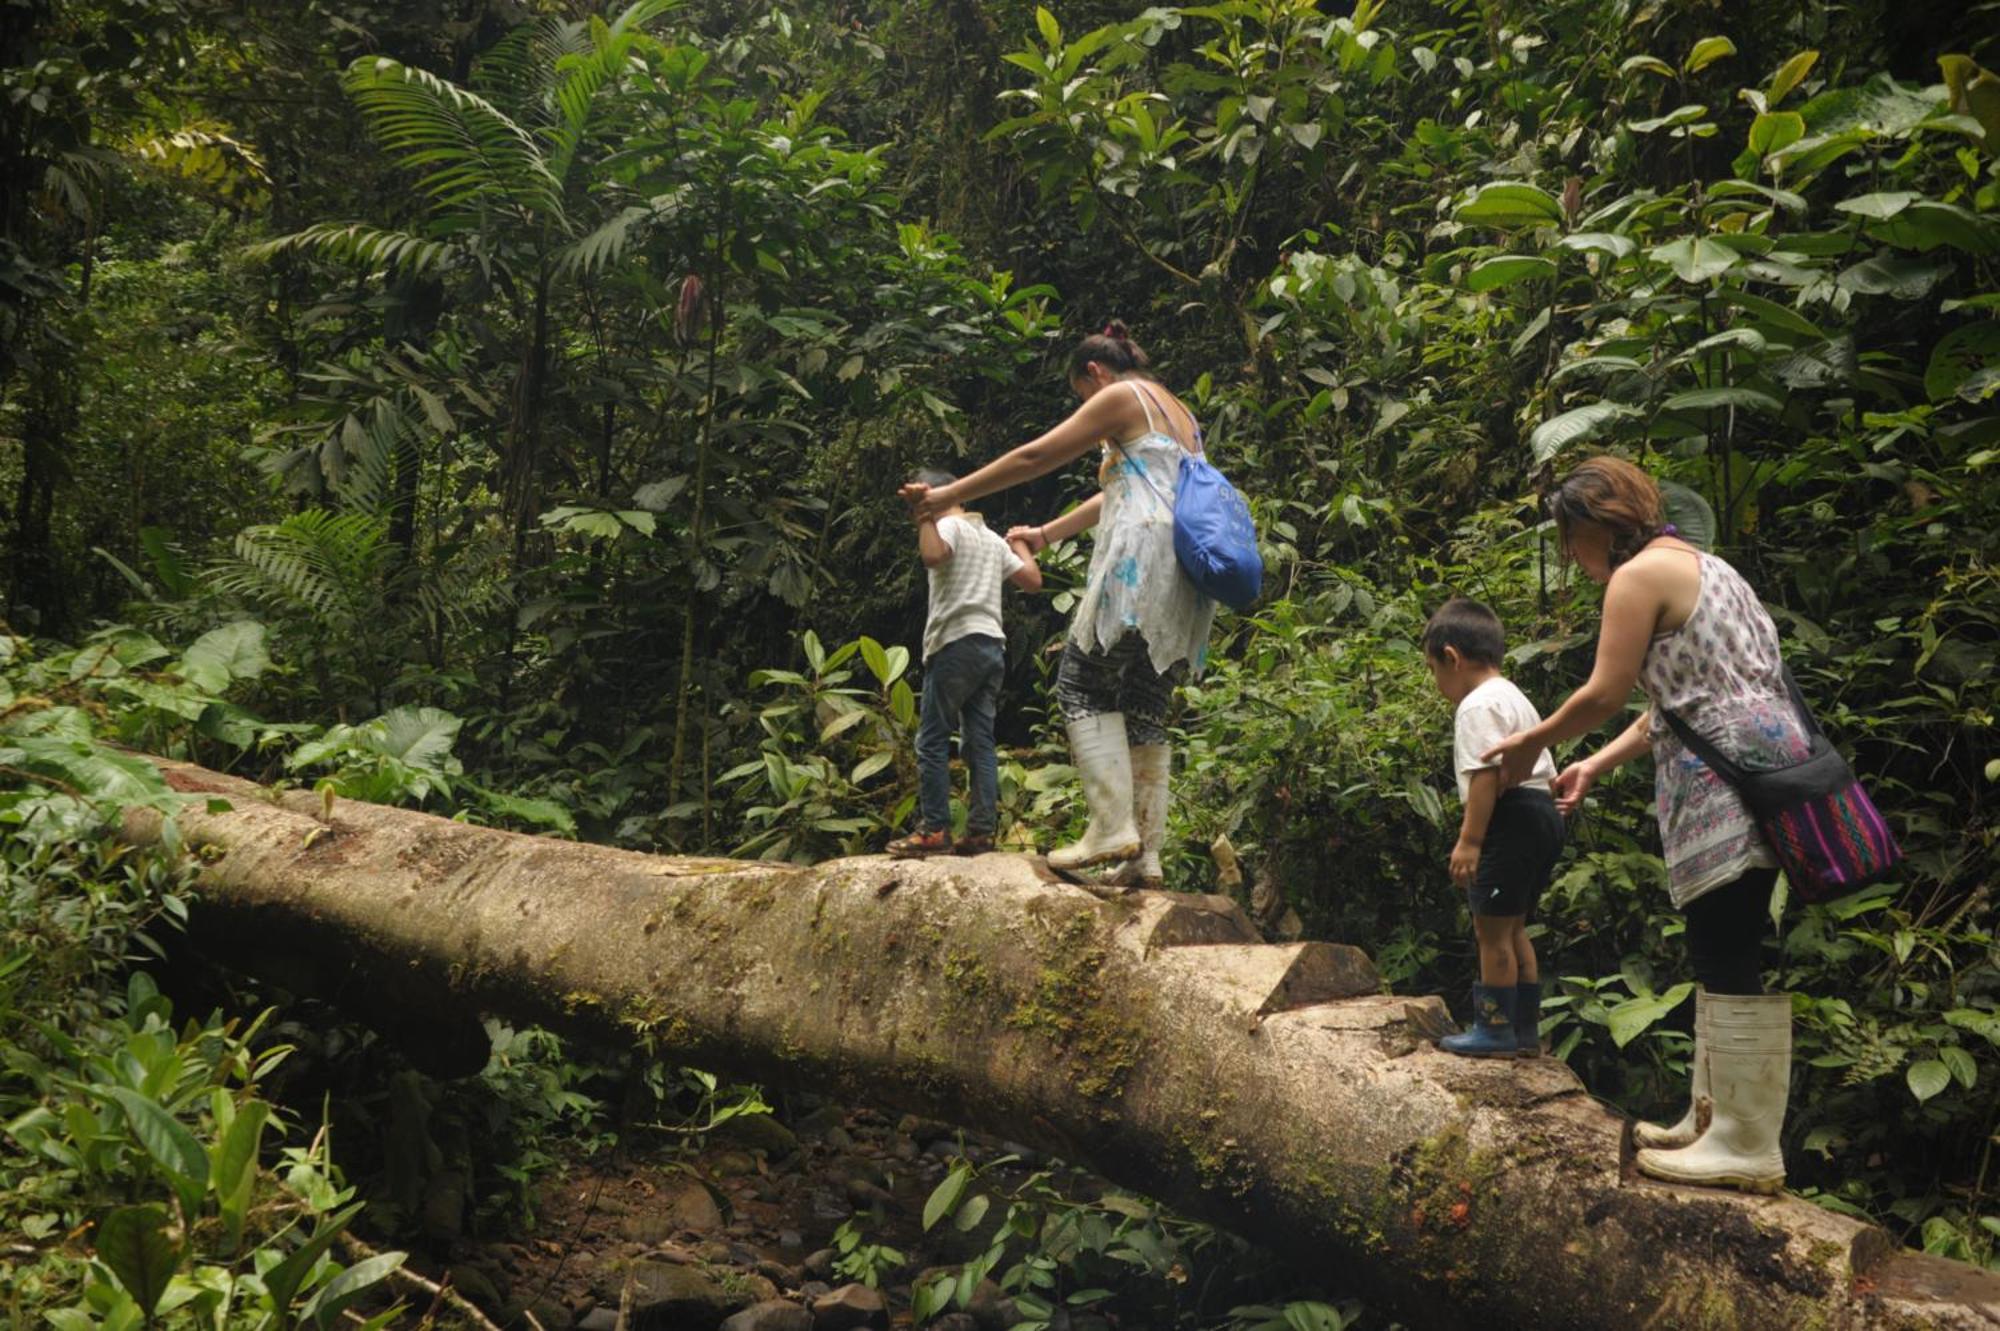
{"left": 390, "top": 1093, "right": 1295, "bottom": 1331}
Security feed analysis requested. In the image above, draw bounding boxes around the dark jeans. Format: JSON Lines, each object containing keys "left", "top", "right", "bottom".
{"left": 1684, "top": 866, "right": 1778, "bottom": 995}
{"left": 916, "top": 634, "right": 1005, "bottom": 835}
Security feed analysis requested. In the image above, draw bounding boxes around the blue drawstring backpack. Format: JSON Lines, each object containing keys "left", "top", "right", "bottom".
{"left": 1116, "top": 383, "right": 1263, "bottom": 610}
{"left": 1172, "top": 451, "right": 1263, "bottom": 609}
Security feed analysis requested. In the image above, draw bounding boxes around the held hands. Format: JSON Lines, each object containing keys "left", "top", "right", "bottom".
{"left": 898, "top": 481, "right": 956, "bottom": 522}
{"left": 1005, "top": 524, "right": 1047, "bottom": 552}
{"left": 1449, "top": 839, "right": 1481, "bottom": 888}
{"left": 1551, "top": 759, "right": 1598, "bottom": 816}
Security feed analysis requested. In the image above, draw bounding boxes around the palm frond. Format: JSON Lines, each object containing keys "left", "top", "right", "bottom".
{"left": 206, "top": 511, "right": 393, "bottom": 625}
{"left": 246, "top": 221, "right": 459, "bottom": 275}
{"left": 342, "top": 57, "right": 566, "bottom": 227}
{"left": 129, "top": 126, "right": 270, "bottom": 207}
{"left": 553, "top": 203, "right": 655, "bottom": 278}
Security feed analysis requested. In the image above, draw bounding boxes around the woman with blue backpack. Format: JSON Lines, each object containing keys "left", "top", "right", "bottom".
{"left": 899, "top": 322, "right": 1258, "bottom": 887}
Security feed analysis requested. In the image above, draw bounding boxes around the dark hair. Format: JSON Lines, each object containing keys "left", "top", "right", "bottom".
{"left": 911, "top": 467, "right": 957, "bottom": 489}
{"left": 1548, "top": 456, "right": 1666, "bottom": 570}
{"left": 1421, "top": 597, "right": 1506, "bottom": 667}
{"left": 1066, "top": 319, "right": 1151, "bottom": 381}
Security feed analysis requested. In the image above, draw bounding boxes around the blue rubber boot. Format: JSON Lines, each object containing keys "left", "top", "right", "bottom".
{"left": 1439, "top": 984, "right": 1518, "bottom": 1058}
{"left": 1514, "top": 981, "right": 1543, "bottom": 1058}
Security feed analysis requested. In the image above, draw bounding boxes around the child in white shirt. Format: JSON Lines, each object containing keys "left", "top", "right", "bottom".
{"left": 1422, "top": 598, "right": 1565, "bottom": 1057}
{"left": 888, "top": 469, "right": 1041, "bottom": 858}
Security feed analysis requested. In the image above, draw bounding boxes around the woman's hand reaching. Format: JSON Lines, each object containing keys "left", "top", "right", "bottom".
{"left": 1480, "top": 730, "right": 1548, "bottom": 791}
{"left": 1551, "top": 759, "right": 1598, "bottom": 816}
{"left": 1005, "top": 524, "right": 1047, "bottom": 552}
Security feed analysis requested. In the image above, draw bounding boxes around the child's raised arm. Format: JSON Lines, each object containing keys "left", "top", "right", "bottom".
{"left": 1006, "top": 536, "right": 1043, "bottom": 592}
{"left": 917, "top": 516, "right": 953, "bottom": 568}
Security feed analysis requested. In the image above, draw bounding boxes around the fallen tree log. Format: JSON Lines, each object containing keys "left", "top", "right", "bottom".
{"left": 121, "top": 758, "right": 2000, "bottom": 1331}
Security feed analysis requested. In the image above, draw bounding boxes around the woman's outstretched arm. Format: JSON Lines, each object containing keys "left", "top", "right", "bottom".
{"left": 902, "top": 388, "right": 1140, "bottom": 516}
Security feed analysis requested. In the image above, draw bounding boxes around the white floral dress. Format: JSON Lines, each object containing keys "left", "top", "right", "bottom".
{"left": 1640, "top": 551, "right": 1814, "bottom": 907}
{"left": 1067, "top": 382, "right": 1217, "bottom": 676}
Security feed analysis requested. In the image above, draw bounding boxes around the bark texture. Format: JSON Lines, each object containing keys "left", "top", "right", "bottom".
{"left": 123, "top": 759, "right": 2000, "bottom": 1331}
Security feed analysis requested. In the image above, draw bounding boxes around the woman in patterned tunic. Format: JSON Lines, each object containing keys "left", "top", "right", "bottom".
{"left": 1483, "top": 456, "right": 1812, "bottom": 1194}
{"left": 900, "top": 323, "right": 1215, "bottom": 886}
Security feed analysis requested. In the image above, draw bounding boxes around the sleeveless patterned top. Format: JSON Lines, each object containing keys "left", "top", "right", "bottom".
{"left": 1067, "top": 381, "right": 1216, "bottom": 675}
{"left": 1640, "top": 550, "right": 1813, "bottom": 907}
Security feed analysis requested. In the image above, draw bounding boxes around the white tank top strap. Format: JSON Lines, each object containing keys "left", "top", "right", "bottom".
{"left": 1125, "top": 379, "right": 1203, "bottom": 454}
{"left": 1125, "top": 379, "right": 1162, "bottom": 433}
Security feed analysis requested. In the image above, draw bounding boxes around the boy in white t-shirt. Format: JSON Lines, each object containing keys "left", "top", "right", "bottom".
{"left": 888, "top": 469, "right": 1042, "bottom": 859}
{"left": 1422, "top": 598, "right": 1566, "bottom": 1058}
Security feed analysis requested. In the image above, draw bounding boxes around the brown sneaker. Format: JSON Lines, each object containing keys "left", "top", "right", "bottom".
{"left": 887, "top": 828, "right": 953, "bottom": 858}
{"left": 954, "top": 833, "right": 995, "bottom": 857}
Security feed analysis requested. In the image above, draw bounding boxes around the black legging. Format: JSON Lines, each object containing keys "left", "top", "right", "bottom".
{"left": 1682, "top": 866, "right": 1777, "bottom": 995}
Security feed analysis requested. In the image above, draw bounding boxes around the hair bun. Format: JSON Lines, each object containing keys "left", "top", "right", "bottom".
{"left": 1102, "top": 319, "right": 1132, "bottom": 341}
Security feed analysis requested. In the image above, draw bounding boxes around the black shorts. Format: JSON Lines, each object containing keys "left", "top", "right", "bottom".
{"left": 1469, "top": 788, "right": 1565, "bottom": 917}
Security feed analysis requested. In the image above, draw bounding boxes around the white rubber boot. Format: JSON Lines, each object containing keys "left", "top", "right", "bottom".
{"left": 1124, "top": 743, "right": 1170, "bottom": 887}
{"left": 1047, "top": 713, "right": 1139, "bottom": 871}
{"left": 1634, "top": 988, "right": 1710, "bottom": 1150}
{"left": 1635, "top": 993, "right": 1790, "bottom": 1194}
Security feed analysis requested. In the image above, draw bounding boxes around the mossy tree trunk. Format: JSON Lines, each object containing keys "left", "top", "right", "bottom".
{"left": 122, "top": 758, "right": 2000, "bottom": 1331}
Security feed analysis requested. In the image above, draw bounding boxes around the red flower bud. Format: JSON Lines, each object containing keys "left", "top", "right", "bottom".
{"left": 676, "top": 273, "right": 706, "bottom": 345}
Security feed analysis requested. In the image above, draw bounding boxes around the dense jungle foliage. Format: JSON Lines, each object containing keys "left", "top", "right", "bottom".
{"left": 4, "top": 0, "right": 2000, "bottom": 1324}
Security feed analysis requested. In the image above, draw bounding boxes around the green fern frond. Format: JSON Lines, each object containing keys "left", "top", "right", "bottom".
{"left": 342, "top": 57, "right": 566, "bottom": 226}
{"left": 207, "top": 511, "right": 393, "bottom": 625}
{"left": 554, "top": 203, "right": 654, "bottom": 278}
{"left": 245, "top": 222, "right": 458, "bottom": 274}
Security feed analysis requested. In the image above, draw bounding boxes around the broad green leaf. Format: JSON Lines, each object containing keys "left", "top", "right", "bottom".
{"left": 1747, "top": 111, "right": 1805, "bottom": 157}
{"left": 1619, "top": 54, "right": 1674, "bottom": 80}
{"left": 175, "top": 621, "right": 271, "bottom": 693}
{"left": 1528, "top": 402, "right": 1642, "bottom": 465}
{"left": 1661, "top": 387, "right": 1783, "bottom": 414}
{"left": 1650, "top": 236, "right": 1739, "bottom": 283}
{"left": 1684, "top": 36, "right": 1736, "bottom": 74}
{"left": 371, "top": 706, "right": 463, "bottom": 772}
{"left": 859, "top": 636, "right": 891, "bottom": 685}
{"left": 1767, "top": 50, "right": 1820, "bottom": 107}
{"left": 1939, "top": 1045, "right": 1977, "bottom": 1089}
{"left": 211, "top": 1100, "right": 269, "bottom": 1253}
{"left": 1554, "top": 232, "right": 1635, "bottom": 259}
{"left": 1906, "top": 1058, "right": 1950, "bottom": 1102}
{"left": 1607, "top": 982, "right": 1695, "bottom": 1048}
{"left": 104, "top": 1086, "right": 208, "bottom": 1212}
{"left": 1944, "top": 1007, "right": 2000, "bottom": 1047}
{"left": 1925, "top": 323, "right": 2000, "bottom": 403}
{"left": 1834, "top": 191, "right": 1919, "bottom": 220}
{"left": 1660, "top": 482, "right": 1718, "bottom": 549}
{"left": 851, "top": 751, "right": 893, "bottom": 784}
{"left": 1549, "top": 356, "right": 1645, "bottom": 384}
{"left": 1466, "top": 255, "right": 1556, "bottom": 291}
{"left": 1837, "top": 253, "right": 1953, "bottom": 299}
{"left": 1288, "top": 122, "right": 1323, "bottom": 150}
{"left": 264, "top": 1203, "right": 365, "bottom": 1318}
{"left": 1628, "top": 104, "right": 1709, "bottom": 134}
{"left": 923, "top": 1163, "right": 971, "bottom": 1231}
{"left": 1454, "top": 182, "right": 1563, "bottom": 227}
{"left": 1717, "top": 287, "right": 1829, "bottom": 340}
{"left": 1034, "top": 6, "right": 1060, "bottom": 50}
{"left": 96, "top": 1206, "right": 181, "bottom": 1316}
{"left": 954, "top": 1192, "right": 991, "bottom": 1231}
{"left": 1867, "top": 201, "right": 2000, "bottom": 256}
{"left": 309, "top": 1250, "right": 406, "bottom": 1329}
{"left": 1768, "top": 130, "right": 1870, "bottom": 180}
